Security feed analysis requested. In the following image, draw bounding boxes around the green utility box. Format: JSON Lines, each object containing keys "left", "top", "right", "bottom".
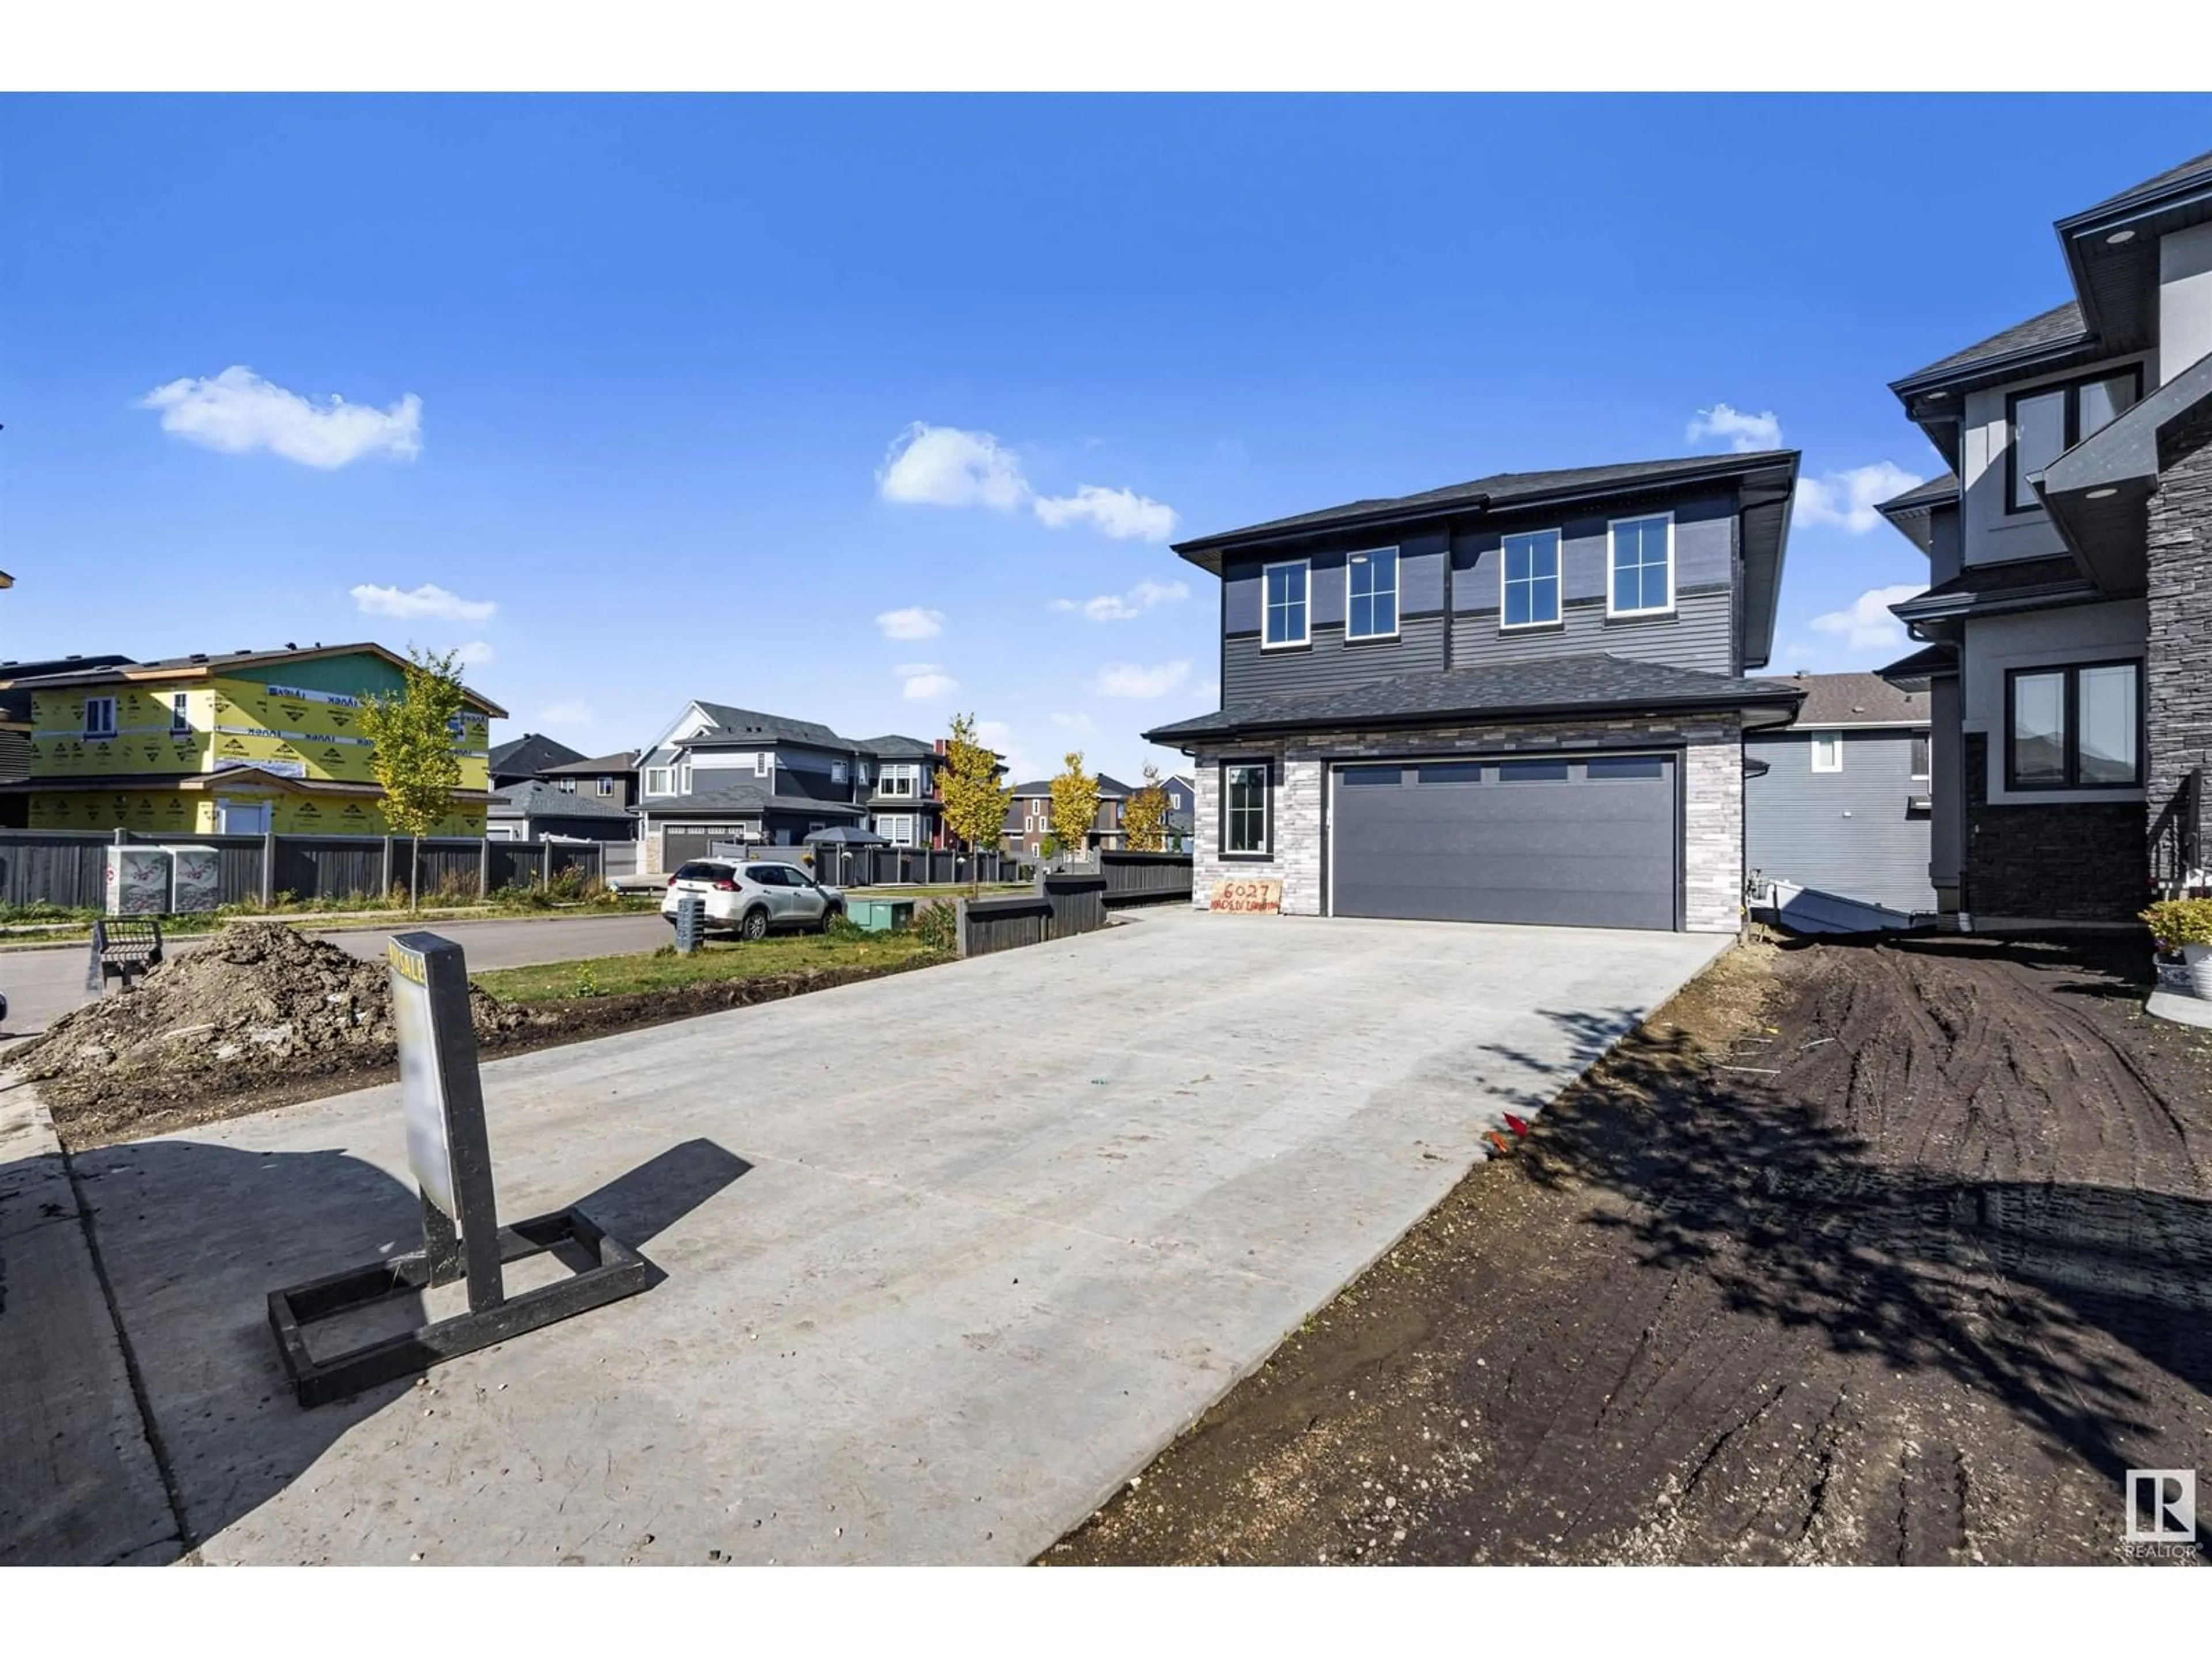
{"left": 846, "top": 897, "right": 916, "bottom": 933}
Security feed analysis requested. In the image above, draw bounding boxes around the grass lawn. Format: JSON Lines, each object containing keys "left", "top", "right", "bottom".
{"left": 472, "top": 930, "right": 948, "bottom": 1002}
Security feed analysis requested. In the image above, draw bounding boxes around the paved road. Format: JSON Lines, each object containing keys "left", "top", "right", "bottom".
{"left": 1, "top": 912, "right": 671, "bottom": 1036}
{"left": 58, "top": 907, "right": 1728, "bottom": 1565}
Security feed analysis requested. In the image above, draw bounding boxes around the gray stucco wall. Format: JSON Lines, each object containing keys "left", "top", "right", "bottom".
{"left": 1745, "top": 728, "right": 1936, "bottom": 913}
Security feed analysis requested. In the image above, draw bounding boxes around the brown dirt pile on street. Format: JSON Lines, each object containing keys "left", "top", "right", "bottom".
{"left": 1052, "top": 931, "right": 2212, "bottom": 1566}
{"left": 15, "top": 922, "right": 541, "bottom": 1125}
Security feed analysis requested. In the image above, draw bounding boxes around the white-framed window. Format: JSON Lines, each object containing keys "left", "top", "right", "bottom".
{"left": 831, "top": 760, "right": 849, "bottom": 784}
{"left": 645, "top": 765, "right": 679, "bottom": 797}
{"left": 1501, "top": 529, "right": 1563, "bottom": 628}
{"left": 556, "top": 777, "right": 577, "bottom": 793}
{"left": 1909, "top": 734, "right": 1930, "bottom": 782}
{"left": 1263, "top": 559, "right": 1309, "bottom": 648}
{"left": 755, "top": 751, "right": 772, "bottom": 778}
{"left": 1608, "top": 514, "right": 1674, "bottom": 617}
{"left": 597, "top": 777, "right": 615, "bottom": 796}
{"left": 1810, "top": 732, "right": 1844, "bottom": 774}
{"left": 858, "top": 760, "right": 871, "bottom": 785}
{"left": 170, "top": 692, "right": 191, "bottom": 736}
{"left": 878, "top": 763, "right": 919, "bottom": 798}
{"left": 874, "top": 813, "right": 916, "bottom": 846}
{"left": 1221, "top": 760, "right": 1270, "bottom": 855}
{"left": 1346, "top": 548, "right": 1398, "bottom": 641}
{"left": 84, "top": 696, "right": 118, "bottom": 739}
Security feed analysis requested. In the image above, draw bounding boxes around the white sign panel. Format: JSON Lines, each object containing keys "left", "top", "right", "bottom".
{"left": 388, "top": 937, "right": 459, "bottom": 1218}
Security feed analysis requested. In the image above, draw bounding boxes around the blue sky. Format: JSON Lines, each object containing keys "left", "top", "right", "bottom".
{"left": 5, "top": 94, "right": 2210, "bottom": 784}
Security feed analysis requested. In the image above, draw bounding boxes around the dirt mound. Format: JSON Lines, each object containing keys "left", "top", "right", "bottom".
{"left": 16, "top": 921, "right": 543, "bottom": 1119}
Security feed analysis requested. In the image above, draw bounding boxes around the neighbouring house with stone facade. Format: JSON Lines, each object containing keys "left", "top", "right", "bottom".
{"left": 1143, "top": 451, "right": 1804, "bottom": 933}
{"left": 1878, "top": 148, "right": 2212, "bottom": 924}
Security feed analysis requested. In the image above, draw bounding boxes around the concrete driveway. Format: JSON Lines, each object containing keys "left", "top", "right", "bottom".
{"left": 71, "top": 908, "right": 1726, "bottom": 1564}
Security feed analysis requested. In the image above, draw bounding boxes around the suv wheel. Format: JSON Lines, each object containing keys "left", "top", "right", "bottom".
{"left": 741, "top": 907, "right": 770, "bottom": 941}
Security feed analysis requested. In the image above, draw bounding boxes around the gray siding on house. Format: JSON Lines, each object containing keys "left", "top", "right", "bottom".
{"left": 1450, "top": 584, "right": 1736, "bottom": 674}
{"left": 1448, "top": 491, "right": 1736, "bottom": 613}
{"left": 1222, "top": 533, "right": 1449, "bottom": 635}
{"left": 1224, "top": 614, "right": 1449, "bottom": 703}
{"left": 1745, "top": 728, "right": 1936, "bottom": 913}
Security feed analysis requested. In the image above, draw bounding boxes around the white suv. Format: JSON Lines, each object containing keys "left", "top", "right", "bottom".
{"left": 660, "top": 859, "right": 844, "bottom": 940}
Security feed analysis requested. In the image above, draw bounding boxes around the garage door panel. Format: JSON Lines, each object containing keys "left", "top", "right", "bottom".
{"left": 1331, "top": 755, "right": 1679, "bottom": 930}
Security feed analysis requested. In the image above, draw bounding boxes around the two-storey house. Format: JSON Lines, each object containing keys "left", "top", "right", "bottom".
{"left": 1001, "top": 772, "right": 1135, "bottom": 857}
{"left": 0, "top": 643, "right": 502, "bottom": 836}
{"left": 1878, "top": 149, "right": 2212, "bottom": 923}
{"left": 1143, "top": 452, "right": 1804, "bottom": 932}
{"left": 634, "top": 703, "right": 971, "bottom": 871}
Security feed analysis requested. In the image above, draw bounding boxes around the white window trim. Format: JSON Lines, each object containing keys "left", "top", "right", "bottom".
{"left": 831, "top": 760, "right": 849, "bottom": 784}
{"left": 1262, "top": 558, "right": 1310, "bottom": 650}
{"left": 1908, "top": 735, "right": 1931, "bottom": 782}
{"left": 1498, "top": 527, "right": 1565, "bottom": 631}
{"left": 878, "top": 763, "right": 919, "bottom": 798}
{"left": 1605, "top": 512, "right": 1676, "bottom": 619}
{"left": 1344, "top": 547, "right": 1400, "bottom": 643}
{"left": 84, "top": 695, "right": 118, "bottom": 738}
{"left": 755, "top": 751, "right": 772, "bottom": 779}
{"left": 1810, "top": 731, "right": 1844, "bottom": 774}
{"left": 597, "top": 777, "right": 615, "bottom": 796}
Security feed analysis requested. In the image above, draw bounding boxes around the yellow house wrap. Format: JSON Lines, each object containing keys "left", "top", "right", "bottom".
{"left": 6, "top": 644, "right": 503, "bottom": 837}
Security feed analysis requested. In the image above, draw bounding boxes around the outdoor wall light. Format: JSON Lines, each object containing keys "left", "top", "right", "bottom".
{"left": 2086, "top": 487, "right": 2119, "bottom": 499}
{"left": 2107, "top": 229, "right": 2137, "bottom": 245}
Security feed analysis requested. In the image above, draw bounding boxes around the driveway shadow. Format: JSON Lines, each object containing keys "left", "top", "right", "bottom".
{"left": 68, "top": 1135, "right": 748, "bottom": 1560}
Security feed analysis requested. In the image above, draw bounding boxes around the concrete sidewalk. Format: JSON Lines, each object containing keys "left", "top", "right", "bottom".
{"left": 46, "top": 908, "right": 1728, "bottom": 1565}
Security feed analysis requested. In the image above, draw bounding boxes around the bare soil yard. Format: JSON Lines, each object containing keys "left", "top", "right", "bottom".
{"left": 1052, "top": 930, "right": 2212, "bottom": 1566}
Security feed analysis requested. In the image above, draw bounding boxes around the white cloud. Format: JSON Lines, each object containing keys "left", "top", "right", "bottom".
{"left": 1031, "top": 484, "right": 1179, "bottom": 543}
{"left": 972, "top": 718, "right": 1031, "bottom": 781}
{"left": 875, "top": 605, "right": 945, "bottom": 641}
{"left": 1050, "top": 711, "right": 1096, "bottom": 732}
{"left": 876, "top": 422, "right": 1029, "bottom": 510}
{"left": 1052, "top": 578, "right": 1190, "bottom": 622}
{"left": 138, "top": 365, "right": 422, "bottom": 468}
{"left": 1094, "top": 660, "right": 1191, "bottom": 699}
{"left": 539, "top": 701, "right": 593, "bottom": 727}
{"left": 350, "top": 582, "right": 497, "bottom": 623}
{"left": 1808, "top": 583, "right": 1927, "bottom": 651}
{"left": 897, "top": 662, "right": 958, "bottom": 700}
{"left": 453, "top": 640, "right": 494, "bottom": 666}
{"left": 1794, "top": 462, "right": 1925, "bottom": 535}
{"left": 876, "top": 421, "right": 1177, "bottom": 542}
{"left": 1687, "top": 403, "right": 1783, "bottom": 453}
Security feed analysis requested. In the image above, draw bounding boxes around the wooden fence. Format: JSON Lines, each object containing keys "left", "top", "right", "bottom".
{"left": 1095, "top": 850, "right": 1194, "bottom": 907}
{"left": 0, "top": 828, "right": 604, "bottom": 912}
{"left": 806, "top": 844, "right": 1026, "bottom": 889}
{"left": 955, "top": 872, "right": 1111, "bottom": 958}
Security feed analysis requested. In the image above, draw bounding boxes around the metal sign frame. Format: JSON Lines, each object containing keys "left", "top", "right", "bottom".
{"left": 266, "top": 930, "right": 649, "bottom": 1408}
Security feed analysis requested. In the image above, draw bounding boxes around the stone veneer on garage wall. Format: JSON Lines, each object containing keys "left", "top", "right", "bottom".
{"left": 1187, "top": 714, "right": 1747, "bottom": 933}
{"left": 2146, "top": 407, "right": 2212, "bottom": 887}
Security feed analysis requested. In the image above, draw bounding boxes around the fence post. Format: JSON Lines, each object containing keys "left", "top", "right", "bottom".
{"left": 380, "top": 835, "right": 395, "bottom": 900}
{"left": 260, "top": 831, "right": 276, "bottom": 904}
{"left": 478, "top": 835, "right": 491, "bottom": 900}
{"left": 953, "top": 897, "right": 971, "bottom": 959}
{"left": 540, "top": 839, "right": 552, "bottom": 888}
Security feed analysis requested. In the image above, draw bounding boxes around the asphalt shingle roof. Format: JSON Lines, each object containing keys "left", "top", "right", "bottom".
{"left": 488, "top": 733, "right": 590, "bottom": 776}
{"left": 1176, "top": 450, "right": 1798, "bottom": 552}
{"left": 1142, "top": 653, "right": 1801, "bottom": 744}
{"left": 1769, "top": 672, "right": 1928, "bottom": 727}
{"left": 646, "top": 779, "right": 868, "bottom": 818}
{"left": 1893, "top": 301, "right": 2090, "bottom": 388}
{"left": 692, "top": 703, "right": 850, "bottom": 749}
{"left": 488, "top": 780, "right": 637, "bottom": 820}
{"left": 1876, "top": 472, "right": 1960, "bottom": 514}
{"left": 2069, "top": 147, "right": 2212, "bottom": 221}
{"left": 536, "top": 749, "right": 638, "bottom": 776}
{"left": 1901, "top": 555, "right": 2089, "bottom": 606}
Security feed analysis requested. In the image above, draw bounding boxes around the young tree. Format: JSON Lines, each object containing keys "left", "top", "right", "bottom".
{"left": 1049, "top": 751, "right": 1101, "bottom": 865}
{"left": 1121, "top": 762, "right": 1171, "bottom": 853}
{"left": 358, "top": 645, "right": 469, "bottom": 911}
{"left": 938, "top": 711, "right": 1013, "bottom": 898}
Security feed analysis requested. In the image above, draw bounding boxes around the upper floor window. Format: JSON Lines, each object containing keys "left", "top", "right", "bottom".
{"left": 557, "top": 777, "right": 577, "bottom": 793}
{"left": 170, "top": 692, "right": 191, "bottom": 736}
{"left": 597, "top": 777, "right": 616, "bottom": 796}
{"left": 1909, "top": 735, "right": 1930, "bottom": 781}
{"left": 1346, "top": 549, "right": 1398, "bottom": 641}
{"left": 1263, "top": 560, "right": 1309, "bottom": 648}
{"left": 2006, "top": 660, "right": 2141, "bottom": 789}
{"left": 645, "top": 767, "right": 672, "bottom": 797}
{"left": 831, "top": 760, "right": 848, "bottom": 784}
{"left": 878, "top": 763, "right": 919, "bottom": 798}
{"left": 1502, "top": 530, "right": 1562, "bottom": 628}
{"left": 1608, "top": 516, "right": 1673, "bottom": 617}
{"left": 755, "top": 752, "right": 772, "bottom": 779}
{"left": 2008, "top": 368, "right": 2141, "bottom": 512}
{"left": 1810, "top": 732, "right": 1843, "bottom": 774}
{"left": 84, "top": 696, "right": 116, "bottom": 739}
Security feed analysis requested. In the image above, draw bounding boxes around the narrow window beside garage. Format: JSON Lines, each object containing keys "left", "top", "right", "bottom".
{"left": 1223, "top": 762, "right": 1270, "bottom": 854}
